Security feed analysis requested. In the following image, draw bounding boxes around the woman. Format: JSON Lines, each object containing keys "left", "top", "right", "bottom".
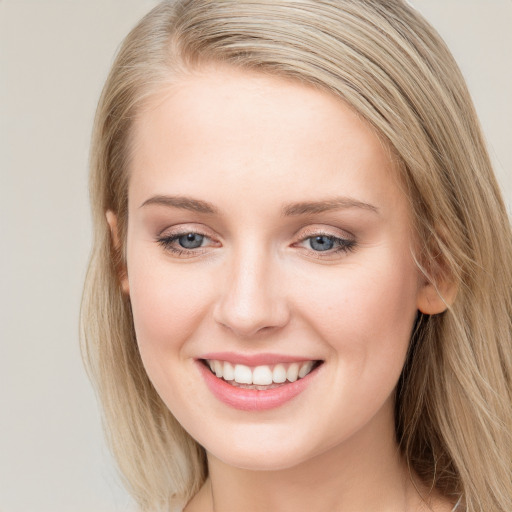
{"left": 81, "top": 1, "right": 512, "bottom": 510}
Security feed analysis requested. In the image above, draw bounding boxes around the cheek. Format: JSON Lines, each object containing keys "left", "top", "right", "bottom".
{"left": 127, "top": 250, "right": 214, "bottom": 361}
{"left": 295, "top": 252, "right": 419, "bottom": 382}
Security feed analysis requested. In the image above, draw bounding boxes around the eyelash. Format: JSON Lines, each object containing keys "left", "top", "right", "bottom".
{"left": 156, "top": 230, "right": 357, "bottom": 259}
{"left": 296, "top": 232, "right": 356, "bottom": 258}
{"left": 156, "top": 231, "right": 214, "bottom": 257}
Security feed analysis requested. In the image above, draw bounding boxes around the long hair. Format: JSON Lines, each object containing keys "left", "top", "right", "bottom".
{"left": 81, "top": 1, "right": 512, "bottom": 510}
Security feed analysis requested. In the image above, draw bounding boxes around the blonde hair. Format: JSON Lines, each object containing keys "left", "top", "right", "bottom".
{"left": 81, "top": 1, "right": 512, "bottom": 510}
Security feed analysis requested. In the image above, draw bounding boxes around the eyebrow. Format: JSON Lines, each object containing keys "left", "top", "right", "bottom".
{"left": 139, "top": 194, "right": 378, "bottom": 216}
{"left": 282, "top": 197, "right": 379, "bottom": 216}
{"left": 140, "top": 195, "right": 218, "bottom": 214}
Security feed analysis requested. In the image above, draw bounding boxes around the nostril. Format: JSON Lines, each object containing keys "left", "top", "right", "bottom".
{"left": 214, "top": 317, "right": 288, "bottom": 338}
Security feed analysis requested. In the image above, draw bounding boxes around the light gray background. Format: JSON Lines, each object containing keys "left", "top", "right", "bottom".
{"left": 1, "top": 1, "right": 510, "bottom": 511}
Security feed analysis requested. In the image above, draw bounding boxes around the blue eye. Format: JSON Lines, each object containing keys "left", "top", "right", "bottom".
{"left": 157, "top": 230, "right": 214, "bottom": 256}
{"left": 298, "top": 232, "right": 356, "bottom": 257}
{"left": 178, "top": 233, "right": 205, "bottom": 249}
{"left": 308, "top": 235, "right": 335, "bottom": 251}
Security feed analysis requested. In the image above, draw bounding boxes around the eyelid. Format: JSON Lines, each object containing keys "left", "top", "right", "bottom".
{"left": 292, "top": 225, "right": 357, "bottom": 259}
{"left": 155, "top": 223, "right": 356, "bottom": 259}
{"left": 156, "top": 222, "right": 216, "bottom": 239}
{"left": 295, "top": 225, "right": 355, "bottom": 242}
{"left": 156, "top": 224, "right": 221, "bottom": 258}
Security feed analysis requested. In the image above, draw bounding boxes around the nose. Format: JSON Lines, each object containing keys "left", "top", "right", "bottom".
{"left": 213, "top": 248, "right": 291, "bottom": 338}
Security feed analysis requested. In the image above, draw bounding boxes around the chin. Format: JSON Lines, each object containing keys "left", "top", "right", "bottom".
{"left": 201, "top": 427, "right": 324, "bottom": 472}
{"left": 213, "top": 447, "right": 308, "bottom": 472}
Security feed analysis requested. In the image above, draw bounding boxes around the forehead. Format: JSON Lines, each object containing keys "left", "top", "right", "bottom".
{"left": 128, "top": 66, "right": 404, "bottom": 214}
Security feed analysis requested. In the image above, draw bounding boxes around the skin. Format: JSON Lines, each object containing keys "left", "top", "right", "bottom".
{"left": 108, "top": 66, "right": 453, "bottom": 511}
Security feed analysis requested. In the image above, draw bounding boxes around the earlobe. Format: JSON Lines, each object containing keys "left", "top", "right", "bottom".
{"left": 416, "top": 278, "right": 457, "bottom": 315}
{"left": 106, "top": 210, "right": 130, "bottom": 295}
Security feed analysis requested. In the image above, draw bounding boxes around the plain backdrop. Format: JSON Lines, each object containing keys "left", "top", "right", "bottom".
{"left": 0, "top": 1, "right": 510, "bottom": 511}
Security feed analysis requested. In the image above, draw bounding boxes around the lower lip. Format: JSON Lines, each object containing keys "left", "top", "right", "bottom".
{"left": 197, "top": 361, "right": 321, "bottom": 411}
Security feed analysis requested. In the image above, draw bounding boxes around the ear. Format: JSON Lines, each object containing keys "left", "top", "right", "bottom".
{"left": 106, "top": 210, "right": 130, "bottom": 295}
{"left": 416, "top": 275, "right": 457, "bottom": 315}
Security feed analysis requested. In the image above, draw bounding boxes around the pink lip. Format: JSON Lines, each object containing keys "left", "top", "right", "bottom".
{"left": 199, "top": 351, "right": 316, "bottom": 366}
{"left": 196, "top": 359, "right": 322, "bottom": 411}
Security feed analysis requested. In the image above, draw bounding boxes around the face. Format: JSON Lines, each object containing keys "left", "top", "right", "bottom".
{"left": 117, "top": 66, "right": 435, "bottom": 470}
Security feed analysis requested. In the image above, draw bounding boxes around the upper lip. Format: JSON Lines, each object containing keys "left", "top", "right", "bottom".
{"left": 198, "top": 352, "right": 322, "bottom": 366}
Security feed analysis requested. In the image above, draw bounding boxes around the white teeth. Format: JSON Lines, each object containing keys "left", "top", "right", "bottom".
{"left": 272, "top": 364, "right": 287, "bottom": 383}
{"left": 223, "top": 361, "right": 234, "bottom": 381}
{"left": 286, "top": 363, "right": 299, "bottom": 382}
{"left": 234, "top": 364, "right": 253, "bottom": 384}
{"left": 252, "top": 366, "right": 273, "bottom": 386}
{"left": 206, "top": 359, "right": 318, "bottom": 385}
{"left": 213, "top": 360, "right": 223, "bottom": 378}
{"left": 298, "top": 361, "right": 314, "bottom": 378}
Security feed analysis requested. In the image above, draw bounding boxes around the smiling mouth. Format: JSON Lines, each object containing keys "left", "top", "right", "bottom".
{"left": 201, "top": 359, "right": 324, "bottom": 390}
